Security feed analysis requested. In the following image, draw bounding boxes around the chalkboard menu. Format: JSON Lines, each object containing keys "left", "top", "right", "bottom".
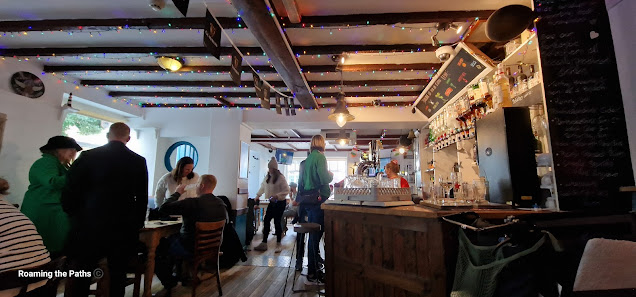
{"left": 536, "top": 0, "right": 634, "bottom": 211}
{"left": 415, "top": 46, "right": 489, "bottom": 118}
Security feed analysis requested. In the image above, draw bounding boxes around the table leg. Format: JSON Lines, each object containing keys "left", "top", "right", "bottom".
{"left": 143, "top": 239, "right": 157, "bottom": 297}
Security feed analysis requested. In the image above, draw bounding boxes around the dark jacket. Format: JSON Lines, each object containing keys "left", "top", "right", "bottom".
{"left": 62, "top": 141, "right": 148, "bottom": 251}
{"left": 160, "top": 192, "right": 228, "bottom": 250}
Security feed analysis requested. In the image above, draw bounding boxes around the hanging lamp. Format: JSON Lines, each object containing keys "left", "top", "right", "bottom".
{"left": 157, "top": 56, "right": 184, "bottom": 72}
{"left": 328, "top": 70, "right": 355, "bottom": 127}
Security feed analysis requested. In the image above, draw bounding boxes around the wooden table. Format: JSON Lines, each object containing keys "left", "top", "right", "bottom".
{"left": 138, "top": 220, "right": 182, "bottom": 297}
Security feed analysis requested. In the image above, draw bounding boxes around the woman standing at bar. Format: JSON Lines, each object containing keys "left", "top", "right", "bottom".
{"left": 300, "top": 135, "right": 333, "bottom": 285}
{"left": 21, "top": 136, "right": 82, "bottom": 256}
{"left": 154, "top": 156, "right": 199, "bottom": 206}
{"left": 385, "top": 160, "right": 410, "bottom": 188}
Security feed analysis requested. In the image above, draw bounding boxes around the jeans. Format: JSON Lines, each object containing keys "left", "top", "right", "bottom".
{"left": 155, "top": 234, "right": 192, "bottom": 289}
{"left": 262, "top": 200, "right": 286, "bottom": 243}
{"left": 305, "top": 204, "right": 324, "bottom": 277}
{"left": 295, "top": 204, "right": 307, "bottom": 269}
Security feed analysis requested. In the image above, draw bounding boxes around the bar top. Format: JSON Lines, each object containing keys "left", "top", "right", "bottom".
{"left": 321, "top": 203, "right": 552, "bottom": 219}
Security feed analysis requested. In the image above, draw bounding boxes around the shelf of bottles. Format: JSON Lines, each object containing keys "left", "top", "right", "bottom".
{"left": 427, "top": 35, "right": 542, "bottom": 152}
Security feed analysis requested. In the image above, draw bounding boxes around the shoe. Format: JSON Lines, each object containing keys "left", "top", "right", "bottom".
{"left": 254, "top": 242, "right": 268, "bottom": 251}
{"left": 295, "top": 265, "right": 302, "bottom": 272}
{"left": 274, "top": 242, "right": 282, "bottom": 253}
{"left": 304, "top": 273, "right": 325, "bottom": 286}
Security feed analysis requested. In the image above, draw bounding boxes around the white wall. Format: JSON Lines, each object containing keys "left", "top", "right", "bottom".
{"left": 608, "top": 0, "right": 636, "bottom": 182}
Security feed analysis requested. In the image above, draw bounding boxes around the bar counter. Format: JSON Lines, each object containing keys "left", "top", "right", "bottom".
{"left": 322, "top": 203, "right": 636, "bottom": 297}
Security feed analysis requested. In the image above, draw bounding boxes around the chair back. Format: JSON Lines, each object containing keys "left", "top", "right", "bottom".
{"left": 0, "top": 256, "right": 66, "bottom": 295}
{"left": 194, "top": 220, "right": 225, "bottom": 264}
{"left": 574, "top": 238, "right": 636, "bottom": 292}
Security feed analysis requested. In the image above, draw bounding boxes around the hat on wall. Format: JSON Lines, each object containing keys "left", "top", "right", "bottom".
{"left": 40, "top": 136, "right": 83, "bottom": 152}
{"left": 268, "top": 157, "right": 278, "bottom": 170}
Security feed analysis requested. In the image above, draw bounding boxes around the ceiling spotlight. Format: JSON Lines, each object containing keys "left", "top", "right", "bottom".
{"left": 328, "top": 92, "right": 355, "bottom": 127}
{"left": 337, "top": 129, "right": 348, "bottom": 146}
{"left": 157, "top": 56, "right": 183, "bottom": 71}
{"left": 407, "top": 130, "right": 416, "bottom": 139}
{"left": 331, "top": 54, "right": 346, "bottom": 64}
{"left": 456, "top": 25, "right": 463, "bottom": 34}
{"left": 399, "top": 147, "right": 406, "bottom": 154}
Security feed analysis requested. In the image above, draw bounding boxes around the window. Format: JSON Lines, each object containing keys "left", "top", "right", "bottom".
{"left": 62, "top": 113, "right": 111, "bottom": 153}
{"left": 164, "top": 141, "right": 199, "bottom": 171}
{"left": 283, "top": 157, "right": 347, "bottom": 186}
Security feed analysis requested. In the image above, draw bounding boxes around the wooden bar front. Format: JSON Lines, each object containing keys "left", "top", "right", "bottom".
{"left": 322, "top": 204, "right": 556, "bottom": 297}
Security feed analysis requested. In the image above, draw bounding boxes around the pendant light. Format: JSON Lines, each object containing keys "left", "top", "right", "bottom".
{"left": 157, "top": 56, "right": 184, "bottom": 72}
{"left": 328, "top": 70, "right": 355, "bottom": 127}
{"left": 337, "top": 129, "right": 348, "bottom": 146}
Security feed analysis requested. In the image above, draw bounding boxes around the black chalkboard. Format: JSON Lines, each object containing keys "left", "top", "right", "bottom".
{"left": 536, "top": 0, "right": 634, "bottom": 211}
{"left": 416, "top": 47, "right": 489, "bottom": 118}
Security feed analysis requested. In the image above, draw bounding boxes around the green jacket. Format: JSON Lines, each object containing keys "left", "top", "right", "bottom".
{"left": 302, "top": 150, "right": 333, "bottom": 198}
{"left": 21, "top": 153, "right": 70, "bottom": 253}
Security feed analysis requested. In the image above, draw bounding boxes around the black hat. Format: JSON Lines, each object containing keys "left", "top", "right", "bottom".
{"left": 40, "top": 136, "right": 82, "bottom": 152}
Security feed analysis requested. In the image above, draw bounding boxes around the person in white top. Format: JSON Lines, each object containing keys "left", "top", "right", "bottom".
{"left": 253, "top": 157, "right": 289, "bottom": 253}
{"left": 154, "top": 157, "right": 199, "bottom": 206}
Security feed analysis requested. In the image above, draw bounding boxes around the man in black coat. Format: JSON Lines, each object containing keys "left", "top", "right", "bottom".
{"left": 62, "top": 122, "right": 148, "bottom": 297}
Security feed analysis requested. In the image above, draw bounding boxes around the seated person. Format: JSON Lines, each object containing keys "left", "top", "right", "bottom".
{"left": 154, "top": 174, "right": 228, "bottom": 294}
{"left": 281, "top": 182, "right": 298, "bottom": 231}
{"left": 0, "top": 178, "right": 51, "bottom": 296}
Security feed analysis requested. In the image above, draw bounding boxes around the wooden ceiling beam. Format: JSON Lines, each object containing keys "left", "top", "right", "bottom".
{"left": 109, "top": 91, "right": 421, "bottom": 98}
{"left": 1, "top": 44, "right": 435, "bottom": 57}
{"left": 0, "top": 10, "right": 493, "bottom": 32}
{"left": 231, "top": 0, "right": 315, "bottom": 108}
{"left": 80, "top": 79, "right": 429, "bottom": 87}
{"left": 287, "top": 143, "right": 299, "bottom": 151}
{"left": 251, "top": 134, "right": 402, "bottom": 141}
{"left": 252, "top": 138, "right": 400, "bottom": 146}
{"left": 0, "top": 17, "right": 245, "bottom": 31}
{"left": 289, "top": 129, "right": 302, "bottom": 138}
{"left": 264, "top": 130, "right": 278, "bottom": 138}
{"left": 215, "top": 97, "right": 232, "bottom": 107}
{"left": 139, "top": 102, "right": 413, "bottom": 108}
{"left": 49, "top": 64, "right": 436, "bottom": 73}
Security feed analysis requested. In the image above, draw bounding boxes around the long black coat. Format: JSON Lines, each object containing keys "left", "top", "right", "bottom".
{"left": 62, "top": 141, "right": 148, "bottom": 254}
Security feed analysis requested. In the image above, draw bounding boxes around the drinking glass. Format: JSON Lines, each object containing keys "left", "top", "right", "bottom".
{"left": 473, "top": 179, "right": 486, "bottom": 204}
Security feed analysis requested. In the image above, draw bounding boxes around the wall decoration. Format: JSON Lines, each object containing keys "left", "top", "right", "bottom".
{"left": 164, "top": 141, "right": 199, "bottom": 171}
{"left": 284, "top": 97, "right": 291, "bottom": 116}
{"left": 261, "top": 88, "right": 271, "bottom": 109}
{"left": 10, "top": 72, "right": 45, "bottom": 98}
{"left": 275, "top": 94, "right": 282, "bottom": 114}
{"left": 203, "top": 9, "right": 222, "bottom": 59}
{"left": 239, "top": 141, "right": 249, "bottom": 179}
{"left": 253, "top": 71, "right": 263, "bottom": 99}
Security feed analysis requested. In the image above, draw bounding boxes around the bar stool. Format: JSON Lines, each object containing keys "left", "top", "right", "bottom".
{"left": 289, "top": 222, "right": 324, "bottom": 295}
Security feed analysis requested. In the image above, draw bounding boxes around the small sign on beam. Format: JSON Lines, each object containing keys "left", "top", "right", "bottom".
{"left": 230, "top": 48, "right": 242, "bottom": 86}
{"left": 203, "top": 9, "right": 222, "bottom": 60}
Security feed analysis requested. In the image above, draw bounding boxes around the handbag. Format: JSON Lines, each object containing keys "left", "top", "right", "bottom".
{"left": 296, "top": 160, "right": 324, "bottom": 205}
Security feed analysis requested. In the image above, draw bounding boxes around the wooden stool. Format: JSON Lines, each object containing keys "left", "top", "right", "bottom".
{"left": 291, "top": 223, "right": 324, "bottom": 295}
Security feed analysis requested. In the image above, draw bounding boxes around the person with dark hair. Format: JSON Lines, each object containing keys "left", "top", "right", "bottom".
{"left": 62, "top": 122, "right": 148, "bottom": 297}
{"left": 253, "top": 157, "right": 290, "bottom": 253}
{"left": 155, "top": 156, "right": 199, "bottom": 206}
{"left": 385, "top": 160, "right": 410, "bottom": 188}
{"left": 21, "top": 135, "right": 82, "bottom": 256}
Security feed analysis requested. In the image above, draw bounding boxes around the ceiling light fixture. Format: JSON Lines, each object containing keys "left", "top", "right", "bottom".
{"left": 328, "top": 71, "right": 355, "bottom": 127}
{"left": 399, "top": 147, "right": 406, "bottom": 154}
{"left": 338, "top": 129, "right": 348, "bottom": 146}
{"left": 157, "top": 56, "right": 183, "bottom": 71}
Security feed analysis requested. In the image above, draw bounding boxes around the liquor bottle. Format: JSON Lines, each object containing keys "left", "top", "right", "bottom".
{"left": 493, "top": 64, "right": 513, "bottom": 108}
{"left": 517, "top": 65, "right": 528, "bottom": 93}
{"left": 534, "top": 132, "right": 543, "bottom": 154}
{"left": 506, "top": 67, "right": 516, "bottom": 91}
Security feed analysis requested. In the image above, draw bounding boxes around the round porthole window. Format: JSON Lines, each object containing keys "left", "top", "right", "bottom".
{"left": 164, "top": 141, "right": 199, "bottom": 171}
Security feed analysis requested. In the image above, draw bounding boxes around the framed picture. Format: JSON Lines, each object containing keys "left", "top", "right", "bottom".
{"left": 239, "top": 141, "right": 249, "bottom": 179}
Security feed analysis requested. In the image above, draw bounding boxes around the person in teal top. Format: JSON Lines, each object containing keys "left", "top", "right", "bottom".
{"left": 21, "top": 136, "right": 82, "bottom": 255}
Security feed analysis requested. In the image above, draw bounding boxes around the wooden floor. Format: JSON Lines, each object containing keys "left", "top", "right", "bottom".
{"left": 127, "top": 223, "right": 323, "bottom": 297}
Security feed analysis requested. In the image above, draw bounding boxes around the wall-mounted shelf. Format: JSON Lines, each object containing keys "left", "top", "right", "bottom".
{"left": 501, "top": 33, "right": 538, "bottom": 67}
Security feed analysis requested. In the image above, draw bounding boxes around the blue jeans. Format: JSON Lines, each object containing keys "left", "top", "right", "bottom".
{"left": 305, "top": 204, "right": 324, "bottom": 277}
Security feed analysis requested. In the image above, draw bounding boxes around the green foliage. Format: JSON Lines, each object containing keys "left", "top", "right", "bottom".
{"left": 62, "top": 113, "right": 103, "bottom": 136}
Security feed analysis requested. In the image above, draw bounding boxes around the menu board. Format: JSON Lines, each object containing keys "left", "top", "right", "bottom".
{"left": 536, "top": 0, "right": 634, "bottom": 211}
{"left": 415, "top": 47, "right": 489, "bottom": 118}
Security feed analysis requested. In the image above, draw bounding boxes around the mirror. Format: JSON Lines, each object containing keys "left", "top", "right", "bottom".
{"left": 164, "top": 141, "right": 199, "bottom": 171}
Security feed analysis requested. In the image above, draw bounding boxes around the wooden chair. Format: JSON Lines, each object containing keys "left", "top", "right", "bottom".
{"left": 192, "top": 220, "right": 225, "bottom": 297}
{"left": 0, "top": 256, "right": 66, "bottom": 297}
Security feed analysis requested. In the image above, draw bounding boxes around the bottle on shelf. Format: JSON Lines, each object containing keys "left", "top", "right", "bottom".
{"left": 493, "top": 64, "right": 513, "bottom": 108}
{"left": 517, "top": 65, "right": 528, "bottom": 93}
{"left": 506, "top": 67, "right": 516, "bottom": 96}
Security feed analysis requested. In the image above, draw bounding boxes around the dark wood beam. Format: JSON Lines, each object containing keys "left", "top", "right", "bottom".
{"left": 279, "top": 10, "right": 494, "bottom": 28}
{"left": 0, "top": 47, "right": 264, "bottom": 57}
{"left": 0, "top": 17, "right": 245, "bottom": 31}
{"left": 80, "top": 79, "right": 429, "bottom": 87}
{"left": 287, "top": 143, "right": 298, "bottom": 151}
{"left": 252, "top": 138, "right": 400, "bottom": 146}
{"left": 45, "top": 65, "right": 275, "bottom": 73}
{"left": 289, "top": 129, "right": 302, "bottom": 138}
{"left": 1, "top": 44, "right": 434, "bottom": 57}
{"left": 215, "top": 97, "right": 232, "bottom": 107}
{"left": 264, "top": 130, "right": 278, "bottom": 138}
{"left": 49, "top": 64, "right": 436, "bottom": 73}
{"left": 139, "top": 102, "right": 413, "bottom": 108}
{"left": 251, "top": 134, "right": 402, "bottom": 141}
{"left": 109, "top": 91, "right": 421, "bottom": 98}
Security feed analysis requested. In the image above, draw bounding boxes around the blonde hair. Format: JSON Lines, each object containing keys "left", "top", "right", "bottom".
{"left": 310, "top": 135, "right": 326, "bottom": 152}
{"left": 200, "top": 174, "right": 217, "bottom": 191}
{"left": 385, "top": 161, "right": 399, "bottom": 174}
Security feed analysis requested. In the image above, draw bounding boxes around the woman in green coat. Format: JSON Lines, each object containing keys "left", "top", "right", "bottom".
{"left": 21, "top": 135, "right": 82, "bottom": 255}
